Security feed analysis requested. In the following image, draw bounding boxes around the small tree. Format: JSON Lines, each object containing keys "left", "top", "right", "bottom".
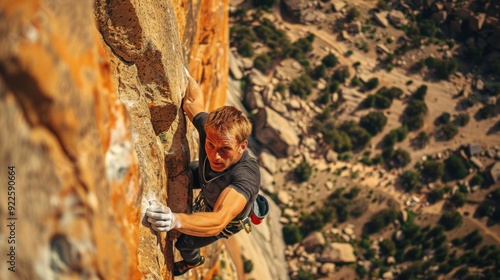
{"left": 439, "top": 211, "right": 462, "bottom": 230}
{"left": 450, "top": 191, "right": 466, "bottom": 208}
{"left": 294, "top": 158, "right": 312, "bottom": 182}
{"left": 253, "top": 53, "right": 272, "bottom": 73}
{"left": 283, "top": 224, "right": 302, "bottom": 244}
{"left": 413, "top": 85, "right": 427, "bottom": 100}
{"left": 400, "top": 170, "right": 420, "bottom": 192}
{"left": 346, "top": 7, "right": 360, "bottom": 22}
{"left": 322, "top": 53, "right": 338, "bottom": 68}
{"left": 444, "top": 155, "right": 468, "bottom": 180}
{"left": 421, "top": 160, "right": 444, "bottom": 182}
{"left": 360, "top": 111, "right": 388, "bottom": 135}
{"left": 366, "top": 77, "right": 380, "bottom": 90}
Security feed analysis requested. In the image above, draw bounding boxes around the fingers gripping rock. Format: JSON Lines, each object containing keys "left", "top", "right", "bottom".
{"left": 146, "top": 200, "right": 179, "bottom": 232}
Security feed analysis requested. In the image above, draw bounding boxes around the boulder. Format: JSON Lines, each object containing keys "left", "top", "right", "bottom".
{"left": 469, "top": 13, "right": 486, "bottom": 31}
{"left": 320, "top": 263, "right": 336, "bottom": 275}
{"left": 254, "top": 107, "right": 299, "bottom": 158}
{"left": 325, "top": 150, "right": 338, "bottom": 163}
{"left": 301, "top": 231, "right": 326, "bottom": 252}
{"left": 383, "top": 271, "right": 394, "bottom": 279}
{"left": 244, "top": 89, "right": 265, "bottom": 110}
{"left": 259, "top": 149, "right": 278, "bottom": 174}
{"left": 229, "top": 51, "right": 243, "bottom": 80}
{"left": 318, "top": 243, "right": 357, "bottom": 263}
{"left": 331, "top": 1, "right": 346, "bottom": 12}
{"left": 374, "top": 12, "right": 389, "bottom": 27}
{"left": 277, "top": 190, "right": 292, "bottom": 205}
{"left": 260, "top": 167, "right": 276, "bottom": 194}
{"left": 249, "top": 68, "right": 269, "bottom": 87}
{"left": 388, "top": 10, "right": 407, "bottom": 27}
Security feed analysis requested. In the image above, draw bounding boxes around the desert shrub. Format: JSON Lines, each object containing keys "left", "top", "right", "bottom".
{"left": 400, "top": 170, "right": 420, "bottom": 192}
{"left": 428, "top": 186, "right": 445, "bottom": 203}
{"left": 439, "top": 211, "right": 462, "bottom": 230}
{"left": 328, "top": 80, "right": 340, "bottom": 93}
{"left": 364, "top": 207, "right": 398, "bottom": 234}
{"left": 421, "top": 160, "right": 444, "bottom": 182}
{"left": 405, "top": 246, "right": 423, "bottom": 261}
{"left": 405, "top": 99, "right": 428, "bottom": 116}
{"left": 339, "top": 121, "right": 372, "bottom": 150}
{"left": 405, "top": 115, "right": 424, "bottom": 131}
{"left": 450, "top": 191, "right": 466, "bottom": 208}
{"left": 290, "top": 74, "right": 313, "bottom": 99}
{"left": 360, "top": 111, "right": 387, "bottom": 135}
{"left": 383, "top": 148, "right": 411, "bottom": 169}
{"left": 294, "top": 158, "right": 312, "bottom": 182}
{"left": 325, "top": 130, "right": 353, "bottom": 152}
{"left": 322, "top": 53, "right": 338, "bottom": 68}
{"left": 253, "top": 53, "right": 272, "bottom": 73}
{"left": 293, "top": 37, "right": 314, "bottom": 54}
{"left": 469, "top": 174, "right": 484, "bottom": 187}
{"left": 346, "top": 7, "right": 360, "bottom": 22}
{"left": 283, "top": 224, "right": 302, "bottom": 244}
{"left": 454, "top": 113, "right": 470, "bottom": 126}
{"left": 312, "top": 64, "right": 327, "bottom": 80}
{"left": 435, "top": 112, "right": 451, "bottom": 125}
{"left": 444, "top": 155, "right": 469, "bottom": 180}
{"left": 437, "top": 123, "right": 459, "bottom": 140}
{"left": 413, "top": 85, "right": 427, "bottom": 100}
{"left": 433, "top": 58, "right": 459, "bottom": 80}
{"left": 476, "top": 104, "right": 496, "bottom": 120}
{"left": 351, "top": 76, "right": 362, "bottom": 87}
{"left": 332, "top": 66, "right": 350, "bottom": 83}
{"left": 416, "top": 131, "right": 430, "bottom": 147}
{"left": 380, "top": 239, "right": 396, "bottom": 256}
{"left": 383, "top": 126, "right": 408, "bottom": 147}
{"left": 366, "top": 77, "right": 379, "bottom": 90}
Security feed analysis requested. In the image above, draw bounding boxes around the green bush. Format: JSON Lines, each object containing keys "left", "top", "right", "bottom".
{"left": 380, "top": 239, "right": 396, "bottom": 256}
{"left": 351, "top": 76, "right": 362, "bottom": 87}
{"left": 400, "top": 170, "right": 420, "bottom": 192}
{"left": 346, "top": 7, "right": 360, "bottom": 22}
{"left": 428, "top": 187, "right": 445, "bottom": 203}
{"left": 322, "top": 53, "right": 338, "bottom": 68}
{"left": 383, "top": 127, "right": 408, "bottom": 147}
{"left": 384, "top": 148, "right": 411, "bottom": 169}
{"left": 444, "top": 154, "right": 469, "bottom": 180}
{"left": 421, "top": 160, "right": 444, "bottom": 182}
{"left": 283, "top": 224, "right": 302, "bottom": 244}
{"left": 436, "top": 112, "right": 451, "bottom": 125}
{"left": 360, "top": 111, "right": 387, "bottom": 135}
{"left": 253, "top": 53, "right": 272, "bottom": 73}
{"left": 339, "top": 121, "right": 372, "bottom": 150}
{"left": 469, "top": 174, "right": 484, "bottom": 187}
{"left": 477, "top": 104, "right": 496, "bottom": 120}
{"left": 454, "top": 113, "right": 470, "bottom": 127}
{"left": 332, "top": 66, "right": 350, "bottom": 83}
{"left": 364, "top": 208, "right": 398, "bottom": 234}
{"left": 405, "top": 99, "right": 428, "bottom": 117}
{"left": 294, "top": 158, "right": 312, "bottom": 182}
{"left": 290, "top": 74, "right": 313, "bottom": 99}
{"left": 366, "top": 77, "right": 379, "bottom": 90}
{"left": 416, "top": 131, "right": 430, "bottom": 147}
{"left": 312, "top": 64, "right": 327, "bottom": 80}
{"left": 413, "top": 85, "right": 427, "bottom": 100}
{"left": 439, "top": 211, "right": 463, "bottom": 230}
{"left": 437, "top": 123, "right": 458, "bottom": 140}
{"left": 450, "top": 191, "right": 466, "bottom": 208}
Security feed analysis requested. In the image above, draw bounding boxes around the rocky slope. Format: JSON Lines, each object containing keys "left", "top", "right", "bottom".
{"left": 0, "top": 0, "right": 241, "bottom": 279}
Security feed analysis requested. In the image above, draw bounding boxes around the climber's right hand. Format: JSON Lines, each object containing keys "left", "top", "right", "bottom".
{"left": 146, "top": 201, "right": 179, "bottom": 232}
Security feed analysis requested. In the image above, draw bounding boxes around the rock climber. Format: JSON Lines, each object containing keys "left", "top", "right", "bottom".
{"left": 146, "top": 69, "right": 263, "bottom": 276}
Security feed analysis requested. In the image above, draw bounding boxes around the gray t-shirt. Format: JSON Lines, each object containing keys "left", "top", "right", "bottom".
{"left": 193, "top": 112, "right": 261, "bottom": 220}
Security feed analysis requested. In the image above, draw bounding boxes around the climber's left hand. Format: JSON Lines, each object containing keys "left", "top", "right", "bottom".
{"left": 146, "top": 201, "right": 180, "bottom": 232}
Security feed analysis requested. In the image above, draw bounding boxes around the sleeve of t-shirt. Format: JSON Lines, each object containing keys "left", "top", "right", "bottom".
{"left": 230, "top": 159, "right": 261, "bottom": 202}
{"left": 192, "top": 112, "right": 209, "bottom": 135}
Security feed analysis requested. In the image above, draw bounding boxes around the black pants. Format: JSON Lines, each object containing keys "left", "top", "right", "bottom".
{"left": 175, "top": 161, "right": 218, "bottom": 263}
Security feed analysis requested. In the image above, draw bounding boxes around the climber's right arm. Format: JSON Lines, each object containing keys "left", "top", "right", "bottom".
{"left": 183, "top": 75, "right": 205, "bottom": 122}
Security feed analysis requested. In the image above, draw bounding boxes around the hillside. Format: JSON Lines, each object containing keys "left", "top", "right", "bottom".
{"left": 227, "top": 0, "right": 500, "bottom": 279}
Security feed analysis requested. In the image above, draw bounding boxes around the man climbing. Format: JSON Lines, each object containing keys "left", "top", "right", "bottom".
{"left": 146, "top": 69, "right": 262, "bottom": 276}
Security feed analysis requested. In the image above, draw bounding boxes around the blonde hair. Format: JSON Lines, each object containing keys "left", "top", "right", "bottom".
{"left": 205, "top": 106, "right": 252, "bottom": 143}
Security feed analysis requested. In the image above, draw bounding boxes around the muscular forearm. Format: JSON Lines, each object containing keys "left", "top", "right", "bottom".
{"left": 175, "top": 212, "right": 231, "bottom": 237}
{"left": 183, "top": 75, "right": 205, "bottom": 121}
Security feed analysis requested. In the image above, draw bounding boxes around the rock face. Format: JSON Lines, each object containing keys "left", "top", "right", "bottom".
{"left": 0, "top": 1, "right": 141, "bottom": 279}
{"left": 254, "top": 107, "right": 300, "bottom": 158}
{"left": 0, "top": 0, "right": 229, "bottom": 279}
{"left": 318, "top": 243, "right": 357, "bottom": 263}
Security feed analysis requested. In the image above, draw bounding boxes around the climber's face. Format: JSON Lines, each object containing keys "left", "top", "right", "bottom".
{"left": 205, "top": 127, "right": 247, "bottom": 172}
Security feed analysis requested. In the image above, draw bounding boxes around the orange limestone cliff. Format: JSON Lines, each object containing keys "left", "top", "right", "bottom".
{"left": 0, "top": 0, "right": 228, "bottom": 279}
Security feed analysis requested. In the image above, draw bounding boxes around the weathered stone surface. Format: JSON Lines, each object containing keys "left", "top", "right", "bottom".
{"left": 320, "top": 263, "right": 336, "bottom": 275}
{"left": 0, "top": 1, "right": 142, "bottom": 279}
{"left": 277, "top": 190, "right": 292, "bottom": 205}
{"left": 301, "top": 231, "right": 325, "bottom": 252}
{"left": 254, "top": 107, "right": 300, "bottom": 158}
{"left": 259, "top": 149, "right": 278, "bottom": 175}
{"left": 374, "top": 12, "right": 389, "bottom": 27}
{"left": 318, "top": 243, "right": 357, "bottom": 263}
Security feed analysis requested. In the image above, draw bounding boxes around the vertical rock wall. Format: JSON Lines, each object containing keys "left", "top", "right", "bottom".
{"left": 0, "top": 0, "right": 141, "bottom": 279}
{"left": 0, "top": 0, "right": 228, "bottom": 279}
